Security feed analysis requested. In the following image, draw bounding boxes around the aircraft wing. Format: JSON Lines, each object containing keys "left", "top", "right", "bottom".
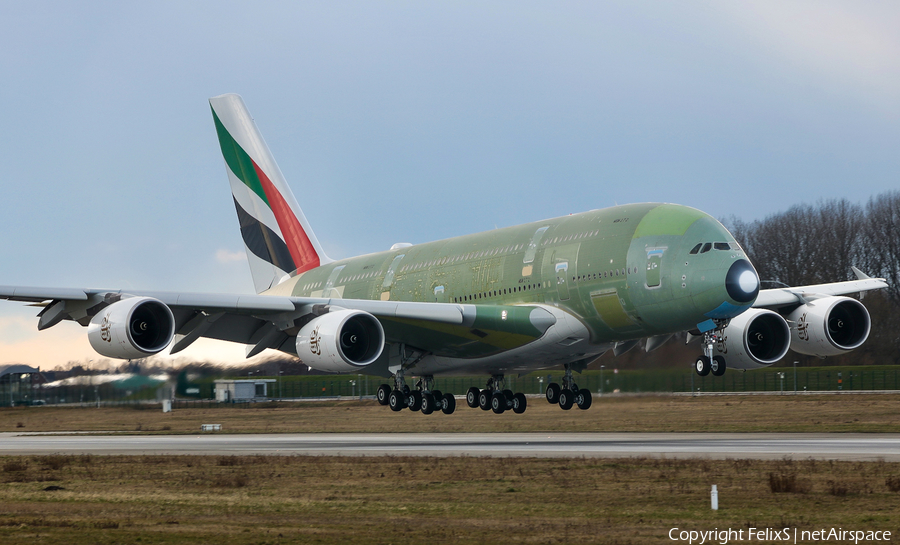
{"left": 0, "top": 286, "right": 555, "bottom": 360}
{"left": 753, "top": 268, "right": 888, "bottom": 309}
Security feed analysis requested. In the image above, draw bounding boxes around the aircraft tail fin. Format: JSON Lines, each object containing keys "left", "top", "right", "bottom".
{"left": 209, "top": 94, "right": 331, "bottom": 294}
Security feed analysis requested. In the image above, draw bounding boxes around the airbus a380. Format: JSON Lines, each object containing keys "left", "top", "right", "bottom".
{"left": 1, "top": 95, "right": 887, "bottom": 415}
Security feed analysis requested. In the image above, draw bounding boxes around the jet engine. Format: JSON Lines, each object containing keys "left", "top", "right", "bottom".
{"left": 715, "top": 308, "right": 791, "bottom": 370}
{"left": 296, "top": 309, "right": 385, "bottom": 373}
{"left": 87, "top": 297, "right": 175, "bottom": 359}
{"left": 787, "top": 296, "right": 871, "bottom": 357}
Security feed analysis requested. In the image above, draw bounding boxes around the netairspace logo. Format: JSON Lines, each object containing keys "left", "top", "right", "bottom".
{"left": 668, "top": 527, "right": 892, "bottom": 545}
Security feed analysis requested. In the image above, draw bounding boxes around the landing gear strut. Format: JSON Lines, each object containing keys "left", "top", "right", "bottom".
{"left": 545, "top": 364, "right": 592, "bottom": 410}
{"left": 695, "top": 324, "right": 728, "bottom": 377}
{"left": 466, "top": 375, "right": 527, "bottom": 414}
{"left": 377, "top": 372, "right": 456, "bottom": 415}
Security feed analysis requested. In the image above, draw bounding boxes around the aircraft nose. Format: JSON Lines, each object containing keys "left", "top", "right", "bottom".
{"left": 725, "top": 259, "right": 759, "bottom": 304}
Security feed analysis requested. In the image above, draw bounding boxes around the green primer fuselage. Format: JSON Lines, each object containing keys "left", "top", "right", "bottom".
{"left": 268, "top": 203, "right": 752, "bottom": 369}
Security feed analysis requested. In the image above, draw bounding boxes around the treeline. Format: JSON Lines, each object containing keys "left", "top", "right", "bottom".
{"left": 52, "top": 355, "right": 315, "bottom": 382}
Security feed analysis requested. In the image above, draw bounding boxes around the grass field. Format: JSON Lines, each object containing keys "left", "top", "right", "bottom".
{"left": 1, "top": 454, "right": 899, "bottom": 544}
{"left": 2, "top": 394, "right": 899, "bottom": 544}
{"left": 2, "top": 393, "right": 900, "bottom": 434}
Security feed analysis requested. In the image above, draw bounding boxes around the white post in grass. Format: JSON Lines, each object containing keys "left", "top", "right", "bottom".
{"left": 711, "top": 485, "right": 719, "bottom": 510}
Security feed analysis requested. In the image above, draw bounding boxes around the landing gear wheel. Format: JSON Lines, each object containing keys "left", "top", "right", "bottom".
{"left": 546, "top": 383, "right": 561, "bottom": 404}
{"left": 502, "top": 389, "right": 514, "bottom": 402}
{"left": 441, "top": 393, "right": 456, "bottom": 415}
{"left": 466, "top": 387, "right": 480, "bottom": 408}
{"left": 575, "top": 389, "right": 592, "bottom": 410}
{"left": 478, "top": 389, "right": 492, "bottom": 411}
{"left": 388, "top": 390, "right": 406, "bottom": 412}
{"left": 402, "top": 384, "right": 411, "bottom": 395}
{"left": 512, "top": 393, "right": 527, "bottom": 414}
{"left": 695, "top": 356, "right": 711, "bottom": 377}
{"left": 408, "top": 390, "right": 422, "bottom": 411}
{"left": 711, "top": 356, "right": 726, "bottom": 377}
{"left": 376, "top": 384, "right": 391, "bottom": 406}
{"left": 432, "top": 390, "right": 442, "bottom": 402}
{"left": 558, "top": 389, "right": 575, "bottom": 410}
{"left": 491, "top": 391, "right": 506, "bottom": 414}
{"left": 421, "top": 393, "right": 436, "bottom": 415}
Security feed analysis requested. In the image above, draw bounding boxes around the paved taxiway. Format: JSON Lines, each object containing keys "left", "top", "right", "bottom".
{"left": 1, "top": 432, "right": 899, "bottom": 460}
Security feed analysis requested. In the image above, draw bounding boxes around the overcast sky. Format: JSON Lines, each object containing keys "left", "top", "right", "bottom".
{"left": 2, "top": 1, "right": 899, "bottom": 368}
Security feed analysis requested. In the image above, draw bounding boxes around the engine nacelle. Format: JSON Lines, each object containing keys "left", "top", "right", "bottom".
{"left": 296, "top": 309, "right": 385, "bottom": 373}
{"left": 787, "top": 296, "right": 871, "bottom": 357}
{"left": 715, "top": 308, "right": 791, "bottom": 369}
{"left": 87, "top": 297, "right": 175, "bottom": 359}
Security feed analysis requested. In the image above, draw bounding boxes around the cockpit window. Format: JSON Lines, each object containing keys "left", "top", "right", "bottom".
{"left": 689, "top": 243, "right": 702, "bottom": 255}
{"left": 714, "top": 242, "right": 731, "bottom": 251}
{"left": 700, "top": 243, "right": 712, "bottom": 253}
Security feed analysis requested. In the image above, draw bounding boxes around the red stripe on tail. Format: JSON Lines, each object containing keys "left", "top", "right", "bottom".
{"left": 253, "top": 162, "right": 321, "bottom": 274}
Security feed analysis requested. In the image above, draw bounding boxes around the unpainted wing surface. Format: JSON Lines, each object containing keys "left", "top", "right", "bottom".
{"left": 0, "top": 286, "right": 555, "bottom": 359}
{"left": 753, "top": 268, "right": 887, "bottom": 309}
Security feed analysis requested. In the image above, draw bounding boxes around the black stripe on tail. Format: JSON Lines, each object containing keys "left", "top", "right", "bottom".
{"left": 233, "top": 197, "right": 296, "bottom": 274}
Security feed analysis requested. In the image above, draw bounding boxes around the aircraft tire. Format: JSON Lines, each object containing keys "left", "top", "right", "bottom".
{"left": 478, "top": 390, "right": 492, "bottom": 411}
{"left": 545, "top": 383, "right": 561, "bottom": 404}
{"left": 503, "top": 389, "right": 514, "bottom": 402}
{"left": 421, "top": 393, "right": 436, "bottom": 415}
{"left": 695, "top": 356, "right": 711, "bottom": 377}
{"left": 512, "top": 392, "right": 527, "bottom": 414}
{"left": 402, "top": 384, "right": 411, "bottom": 395}
{"left": 576, "top": 389, "right": 592, "bottom": 410}
{"left": 441, "top": 394, "right": 456, "bottom": 415}
{"left": 466, "top": 387, "right": 480, "bottom": 408}
{"left": 376, "top": 384, "right": 391, "bottom": 406}
{"left": 388, "top": 390, "right": 406, "bottom": 412}
{"left": 408, "top": 390, "right": 423, "bottom": 411}
{"left": 712, "top": 356, "right": 726, "bottom": 377}
{"left": 432, "top": 390, "right": 443, "bottom": 402}
{"left": 558, "top": 389, "right": 575, "bottom": 410}
{"left": 490, "top": 391, "right": 506, "bottom": 414}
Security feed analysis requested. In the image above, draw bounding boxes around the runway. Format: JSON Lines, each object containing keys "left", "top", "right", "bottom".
{"left": 2, "top": 432, "right": 899, "bottom": 460}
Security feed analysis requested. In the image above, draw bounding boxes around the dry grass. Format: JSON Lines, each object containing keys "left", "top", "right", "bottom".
{"left": 2, "top": 393, "right": 900, "bottom": 434}
{"left": 0, "top": 454, "right": 898, "bottom": 544}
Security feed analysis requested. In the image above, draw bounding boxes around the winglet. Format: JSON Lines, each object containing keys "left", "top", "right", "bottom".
{"left": 851, "top": 266, "right": 872, "bottom": 280}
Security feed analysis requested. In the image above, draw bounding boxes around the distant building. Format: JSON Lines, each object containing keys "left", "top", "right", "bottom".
{"left": 0, "top": 364, "right": 42, "bottom": 406}
{"left": 214, "top": 379, "right": 276, "bottom": 402}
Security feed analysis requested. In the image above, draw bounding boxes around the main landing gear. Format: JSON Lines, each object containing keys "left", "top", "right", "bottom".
{"left": 376, "top": 373, "right": 456, "bottom": 415}
{"left": 465, "top": 375, "right": 528, "bottom": 414}
{"left": 694, "top": 326, "right": 727, "bottom": 377}
{"left": 545, "top": 363, "right": 592, "bottom": 410}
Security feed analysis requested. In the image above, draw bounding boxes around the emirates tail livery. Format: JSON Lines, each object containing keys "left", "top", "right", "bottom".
{"left": 1, "top": 94, "right": 887, "bottom": 415}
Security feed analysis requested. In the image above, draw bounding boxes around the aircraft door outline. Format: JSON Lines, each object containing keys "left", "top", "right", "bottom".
{"left": 380, "top": 254, "right": 405, "bottom": 300}
{"left": 555, "top": 261, "right": 570, "bottom": 301}
{"left": 646, "top": 248, "right": 665, "bottom": 288}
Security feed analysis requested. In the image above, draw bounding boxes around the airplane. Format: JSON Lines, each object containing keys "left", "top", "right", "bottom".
{"left": 1, "top": 94, "right": 888, "bottom": 415}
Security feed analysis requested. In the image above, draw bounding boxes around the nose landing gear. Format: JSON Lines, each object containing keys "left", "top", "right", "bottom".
{"left": 695, "top": 324, "right": 728, "bottom": 377}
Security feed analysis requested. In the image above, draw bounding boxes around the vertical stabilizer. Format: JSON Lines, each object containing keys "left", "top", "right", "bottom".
{"left": 210, "top": 94, "right": 331, "bottom": 293}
